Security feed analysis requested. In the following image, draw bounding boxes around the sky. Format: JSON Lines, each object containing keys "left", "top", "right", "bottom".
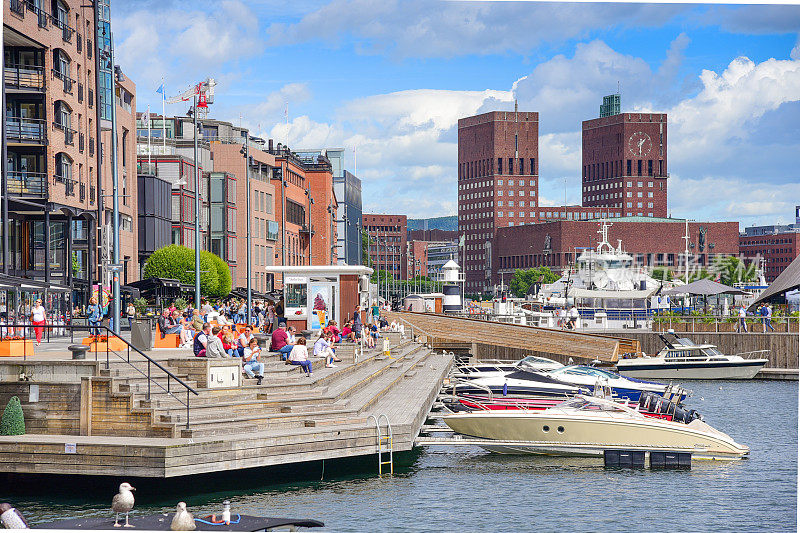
{"left": 113, "top": 1, "right": 800, "bottom": 227}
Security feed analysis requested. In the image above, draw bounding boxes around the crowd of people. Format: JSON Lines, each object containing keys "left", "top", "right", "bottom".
{"left": 156, "top": 300, "right": 401, "bottom": 384}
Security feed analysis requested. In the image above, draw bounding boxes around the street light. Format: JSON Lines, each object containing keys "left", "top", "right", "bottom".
{"left": 240, "top": 141, "right": 251, "bottom": 324}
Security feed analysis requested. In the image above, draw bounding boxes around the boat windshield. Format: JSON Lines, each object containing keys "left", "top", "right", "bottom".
{"left": 551, "top": 366, "right": 617, "bottom": 378}
{"left": 701, "top": 347, "right": 724, "bottom": 356}
{"left": 559, "top": 398, "right": 627, "bottom": 412}
{"left": 518, "top": 356, "right": 559, "bottom": 367}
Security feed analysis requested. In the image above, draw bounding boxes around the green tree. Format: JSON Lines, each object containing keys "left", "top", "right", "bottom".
{"left": 713, "top": 256, "right": 758, "bottom": 286}
{"left": 143, "top": 245, "right": 222, "bottom": 297}
{"left": 651, "top": 267, "right": 673, "bottom": 282}
{"left": 688, "top": 268, "right": 715, "bottom": 282}
{"left": 509, "top": 267, "right": 559, "bottom": 297}
{"left": 202, "top": 251, "right": 232, "bottom": 297}
{"left": 0, "top": 396, "right": 25, "bottom": 436}
{"left": 361, "top": 229, "right": 373, "bottom": 267}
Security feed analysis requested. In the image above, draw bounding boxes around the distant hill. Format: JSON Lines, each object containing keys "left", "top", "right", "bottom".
{"left": 407, "top": 216, "right": 458, "bottom": 231}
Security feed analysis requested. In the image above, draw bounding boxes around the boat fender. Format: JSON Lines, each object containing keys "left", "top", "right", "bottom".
{"left": 196, "top": 514, "right": 241, "bottom": 526}
{"left": 502, "top": 382, "right": 508, "bottom": 397}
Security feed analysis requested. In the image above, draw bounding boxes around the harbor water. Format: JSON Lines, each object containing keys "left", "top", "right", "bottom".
{"left": 7, "top": 380, "right": 797, "bottom": 531}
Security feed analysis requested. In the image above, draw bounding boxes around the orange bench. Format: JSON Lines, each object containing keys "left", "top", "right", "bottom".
{"left": 154, "top": 323, "right": 180, "bottom": 348}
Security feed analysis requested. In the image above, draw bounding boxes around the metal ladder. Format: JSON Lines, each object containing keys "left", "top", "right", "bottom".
{"left": 368, "top": 414, "right": 393, "bottom": 477}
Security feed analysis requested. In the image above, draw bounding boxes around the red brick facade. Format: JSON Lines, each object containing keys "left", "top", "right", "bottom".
{"left": 739, "top": 232, "right": 799, "bottom": 282}
{"left": 492, "top": 218, "right": 739, "bottom": 285}
{"left": 458, "top": 110, "right": 539, "bottom": 292}
{"left": 582, "top": 113, "right": 668, "bottom": 217}
{"left": 363, "top": 214, "right": 407, "bottom": 279}
{"left": 407, "top": 240, "right": 428, "bottom": 278}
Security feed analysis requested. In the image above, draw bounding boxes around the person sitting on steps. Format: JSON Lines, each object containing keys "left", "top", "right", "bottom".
{"left": 288, "top": 337, "right": 312, "bottom": 376}
{"left": 193, "top": 323, "right": 211, "bottom": 357}
{"left": 237, "top": 326, "right": 255, "bottom": 357}
{"left": 270, "top": 323, "right": 295, "bottom": 360}
{"left": 242, "top": 337, "right": 264, "bottom": 385}
{"left": 205, "top": 326, "right": 228, "bottom": 358}
{"left": 313, "top": 330, "right": 340, "bottom": 368}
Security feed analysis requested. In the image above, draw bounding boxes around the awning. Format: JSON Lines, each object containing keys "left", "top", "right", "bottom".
{"left": 748, "top": 255, "right": 800, "bottom": 311}
{"left": 569, "top": 287, "right": 658, "bottom": 299}
{"left": 661, "top": 278, "right": 747, "bottom": 297}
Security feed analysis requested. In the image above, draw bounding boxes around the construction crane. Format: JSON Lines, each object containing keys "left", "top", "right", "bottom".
{"left": 166, "top": 77, "right": 216, "bottom": 117}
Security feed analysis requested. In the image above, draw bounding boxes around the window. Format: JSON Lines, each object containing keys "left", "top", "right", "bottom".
{"left": 648, "top": 181, "right": 653, "bottom": 187}
{"left": 497, "top": 158, "right": 502, "bottom": 174}
{"left": 637, "top": 192, "right": 643, "bottom": 198}
{"left": 648, "top": 160, "right": 653, "bottom": 176}
{"left": 519, "top": 158, "right": 524, "bottom": 174}
{"left": 498, "top": 179, "right": 503, "bottom": 186}
{"left": 637, "top": 181, "right": 643, "bottom": 187}
{"left": 508, "top": 158, "right": 514, "bottom": 174}
{"left": 530, "top": 158, "right": 535, "bottom": 175}
{"left": 637, "top": 202, "right": 643, "bottom": 208}
{"left": 648, "top": 192, "right": 653, "bottom": 198}
{"left": 498, "top": 190, "right": 503, "bottom": 196}
{"left": 626, "top": 192, "right": 632, "bottom": 198}
{"left": 648, "top": 202, "right": 653, "bottom": 208}
{"left": 627, "top": 160, "right": 632, "bottom": 175}
{"left": 627, "top": 181, "right": 632, "bottom": 187}
{"left": 626, "top": 202, "right": 632, "bottom": 208}
{"left": 637, "top": 160, "right": 642, "bottom": 176}
{"left": 509, "top": 201, "right": 514, "bottom": 207}
{"left": 498, "top": 201, "right": 503, "bottom": 207}
{"left": 529, "top": 180, "right": 534, "bottom": 186}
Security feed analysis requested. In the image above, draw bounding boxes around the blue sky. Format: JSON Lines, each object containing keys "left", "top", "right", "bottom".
{"left": 113, "top": 1, "right": 800, "bottom": 227}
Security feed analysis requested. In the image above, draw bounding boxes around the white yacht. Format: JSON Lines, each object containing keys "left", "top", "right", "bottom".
{"left": 452, "top": 356, "right": 563, "bottom": 380}
{"left": 443, "top": 395, "right": 749, "bottom": 460}
{"left": 615, "top": 333, "right": 769, "bottom": 380}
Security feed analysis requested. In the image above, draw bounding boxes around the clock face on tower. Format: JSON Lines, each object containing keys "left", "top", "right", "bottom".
{"left": 628, "top": 131, "right": 652, "bottom": 157}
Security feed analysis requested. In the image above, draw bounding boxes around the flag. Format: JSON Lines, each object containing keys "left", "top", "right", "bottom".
{"left": 142, "top": 106, "right": 150, "bottom": 124}
{"left": 156, "top": 84, "right": 165, "bottom": 97}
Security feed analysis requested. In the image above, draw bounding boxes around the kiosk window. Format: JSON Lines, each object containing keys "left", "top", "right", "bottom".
{"left": 286, "top": 284, "right": 307, "bottom": 309}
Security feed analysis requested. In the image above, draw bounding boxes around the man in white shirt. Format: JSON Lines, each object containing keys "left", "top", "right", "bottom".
{"left": 567, "top": 306, "right": 579, "bottom": 330}
{"left": 737, "top": 305, "right": 748, "bottom": 333}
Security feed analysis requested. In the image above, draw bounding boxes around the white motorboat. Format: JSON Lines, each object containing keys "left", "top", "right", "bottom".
{"left": 452, "top": 356, "right": 563, "bottom": 380}
{"left": 452, "top": 368, "right": 587, "bottom": 400}
{"left": 616, "top": 333, "right": 769, "bottom": 380}
{"left": 443, "top": 395, "right": 749, "bottom": 460}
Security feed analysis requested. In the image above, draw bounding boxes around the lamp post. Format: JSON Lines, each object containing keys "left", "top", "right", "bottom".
{"left": 191, "top": 93, "right": 200, "bottom": 310}
{"left": 108, "top": 34, "right": 121, "bottom": 334}
{"left": 241, "top": 138, "right": 251, "bottom": 324}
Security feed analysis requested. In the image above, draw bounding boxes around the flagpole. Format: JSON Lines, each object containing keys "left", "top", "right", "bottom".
{"left": 161, "top": 76, "right": 166, "bottom": 152}
{"left": 147, "top": 104, "right": 151, "bottom": 166}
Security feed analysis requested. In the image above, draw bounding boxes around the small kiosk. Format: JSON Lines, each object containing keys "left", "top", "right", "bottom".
{"left": 265, "top": 265, "right": 373, "bottom": 333}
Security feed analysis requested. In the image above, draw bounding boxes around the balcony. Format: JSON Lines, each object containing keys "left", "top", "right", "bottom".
{"left": 6, "top": 117, "right": 47, "bottom": 144}
{"left": 20, "top": 0, "right": 49, "bottom": 28}
{"left": 55, "top": 175, "right": 76, "bottom": 197}
{"left": 51, "top": 69, "right": 74, "bottom": 94}
{"left": 7, "top": 171, "right": 47, "bottom": 196}
{"left": 51, "top": 16, "right": 75, "bottom": 43}
{"left": 4, "top": 64, "right": 45, "bottom": 91}
{"left": 53, "top": 121, "right": 76, "bottom": 145}
{"left": 10, "top": 0, "right": 24, "bottom": 15}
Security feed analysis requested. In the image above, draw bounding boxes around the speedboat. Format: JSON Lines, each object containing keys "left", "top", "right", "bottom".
{"left": 443, "top": 394, "right": 749, "bottom": 460}
{"left": 452, "top": 368, "right": 587, "bottom": 400}
{"left": 616, "top": 333, "right": 769, "bottom": 380}
{"left": 452, "top": 356, "right": 563, "bottom": 380}
{"left": 545, "top": 365, "right": 688, "bottom": 402}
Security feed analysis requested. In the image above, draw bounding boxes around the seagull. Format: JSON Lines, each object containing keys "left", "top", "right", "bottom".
{"left": 221, "top": 500, "right": 231, "bottom": 525}
{"left": 0, "top": 503, "right": 29, "bottom": 529}
{"left": 170, "top": 502, "right": 195, "bottom": 531}
{"left": 112, "top": 482, "right": 136, "bottom": 528}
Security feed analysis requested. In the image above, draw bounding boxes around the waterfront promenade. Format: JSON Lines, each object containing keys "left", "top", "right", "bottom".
{"left": 0, "top": 330, "right": 452, "bottom": 478}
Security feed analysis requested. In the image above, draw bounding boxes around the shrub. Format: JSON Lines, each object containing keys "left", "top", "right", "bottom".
{"left": 132, "top": 297, "right": 148, "bottom": 316}
{"left": 0, "top": 396, "right": 25, "bottom": 436}
{"left": 202, "top": 251, "right": 232, "bottom": 297}
{"left": 143, "top": 245, "right": 221, "bottom": 297}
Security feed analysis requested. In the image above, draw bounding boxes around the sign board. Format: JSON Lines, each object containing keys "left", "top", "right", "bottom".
{"left": 64, "top": 443, "right": 77, "bottom": 454}
{"left": 105, "top": 264, "right": 124, "bottom": 272}
{"left": 285, "top": 276, "right": 308, "bottom": 284}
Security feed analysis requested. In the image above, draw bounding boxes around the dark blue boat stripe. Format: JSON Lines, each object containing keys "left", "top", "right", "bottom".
{"left": 618, "top": 361, "right": 765, "bottom": 371}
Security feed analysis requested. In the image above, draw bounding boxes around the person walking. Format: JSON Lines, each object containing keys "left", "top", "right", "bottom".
{"left": 763, "top": 304, "right": 775, "bottom": 333}
{"left": 30, "top": 299, "right": 47, "bottom": 346}
{"left": 353, "top": 305, "right": 363, "bottom": 340}
{"left": 737, "top": 305, "right": 748, "bottom": 333}
{"left": 87, "top": 297, "right": 102, "bottom": 337}
{"left": 266, "top": 303, "right": 276, "bottom": 334}
{"left": 126, "top": 302, "right": 136, "bottom": 330}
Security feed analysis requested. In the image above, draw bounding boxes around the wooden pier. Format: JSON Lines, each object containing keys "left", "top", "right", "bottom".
{"left": 0, "top": 331, "right": 453, "bottom": 477}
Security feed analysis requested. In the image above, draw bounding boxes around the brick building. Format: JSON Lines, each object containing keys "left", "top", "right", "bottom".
{"left": 457, "top": 109, "right": 539, "bottom": 292}
{"left": 493, "top": 217, "right": 740, "bottom": 286}
{"left": 2, "top": 0, "right": 139, "bottom": 303}
{"left": 739, "top": 207, "right": 800, "bottom": 283}
{"left": 582, "top": 110, "right": 668, "bottom": 217}
{"left": 363, "top": 214, "right": 407, "bottom": 279}
{"left": 407, "top": 240, "right": 428, "bottom": 278}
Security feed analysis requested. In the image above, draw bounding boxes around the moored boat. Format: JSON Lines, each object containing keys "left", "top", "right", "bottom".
{"left": 443, "top": 395, "right": 748, "bottom": 460}
{"left": 616, "top": 333, "right": 769, "bottom": 380}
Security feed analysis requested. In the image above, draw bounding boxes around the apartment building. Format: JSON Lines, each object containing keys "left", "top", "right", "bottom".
{"left": 362, "top": 214, "right": 407, "bottom": 279}
{"left": 2, "top": 0, "right": 138, "bottom": 302}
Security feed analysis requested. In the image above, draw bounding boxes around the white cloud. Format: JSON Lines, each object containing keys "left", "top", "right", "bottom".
{"left": 266, "top": 0, "right": 688, "bottom": 58}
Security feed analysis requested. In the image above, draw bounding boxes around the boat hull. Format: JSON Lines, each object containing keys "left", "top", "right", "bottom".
{"left": 616, "top": 359, "right": 767, "bottom": 380}
{"left": 444, "top": 412, "right": 748, "bottom": 460}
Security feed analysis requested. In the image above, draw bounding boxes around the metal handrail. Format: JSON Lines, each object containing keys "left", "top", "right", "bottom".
{"left": 2, "top": 323, "right": 198, "bottom": 428}
{"left": 7, "top": 171, "right": 47, "bottom": 195}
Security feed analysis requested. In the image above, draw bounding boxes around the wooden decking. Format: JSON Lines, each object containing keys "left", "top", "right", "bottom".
{"left": 387, "top": 311, "right": 641, "bottom": 362}
{"left": 0, "top": 331, "right": 453, "bottom": 477}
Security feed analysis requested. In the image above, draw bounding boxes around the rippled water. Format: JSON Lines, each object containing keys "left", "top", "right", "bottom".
{"left": 6, "top": 380, "right": 797, "bottom": 531}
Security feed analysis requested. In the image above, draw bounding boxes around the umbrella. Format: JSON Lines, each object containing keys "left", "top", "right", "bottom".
{"left": 661, "top": 278, "right": 747, "bottom": 296}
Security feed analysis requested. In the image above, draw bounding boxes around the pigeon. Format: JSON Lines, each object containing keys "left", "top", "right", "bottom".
{"left": 170, "top": 502, "right": 195, "bottom": 531}
{"left": 0, "top": 503, "right": 28, "bottom": 529}
{"left": 111, "top": 482, "right": 136, "bottom": 528}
